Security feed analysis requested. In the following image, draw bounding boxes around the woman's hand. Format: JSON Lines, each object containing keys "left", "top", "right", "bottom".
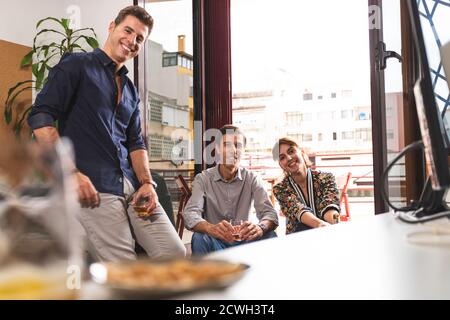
{"left": 323, "top": 209, "right": 340, "bottom": 224}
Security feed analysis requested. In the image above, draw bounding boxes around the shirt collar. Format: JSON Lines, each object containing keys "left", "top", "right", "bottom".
{"left": 93, "top": 48, "right": 129, "bottom": 76}
{"left": 213, "top": 165, "right": 243, "bottom": 182}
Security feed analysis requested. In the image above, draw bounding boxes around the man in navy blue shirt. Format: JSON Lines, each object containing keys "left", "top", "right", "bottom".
{"left": 28, "top": 6, "right": 185, "bottom": 261}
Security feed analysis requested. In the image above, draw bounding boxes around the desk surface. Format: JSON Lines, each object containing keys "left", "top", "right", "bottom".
{"left": 82, "top": 213, "right": 450, "bottom": 299}
{"left": 180, "top": 213, "right": 450, "bottom": 299}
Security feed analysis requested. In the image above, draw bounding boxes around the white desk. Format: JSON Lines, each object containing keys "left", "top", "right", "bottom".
{"left": 177, "top": 213, "right": 450, "bottom": 300}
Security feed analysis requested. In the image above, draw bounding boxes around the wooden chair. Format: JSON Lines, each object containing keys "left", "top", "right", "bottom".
{"left": 174, "top": 174, "right": 192, "bottom": 239}
{"left": 339, "top": 172, "right": 352, "bottom": 221}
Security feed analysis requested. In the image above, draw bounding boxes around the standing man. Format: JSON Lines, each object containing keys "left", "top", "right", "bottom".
{"left": 183, "top": 125, "right": 279, "bottom": 255}
{"left": 27, "top": 6, "right": 186, "bottom": 261}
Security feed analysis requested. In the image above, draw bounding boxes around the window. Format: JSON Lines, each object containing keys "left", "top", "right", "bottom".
{"left": 341, "top": 109, "right": 354, "bottom": 120}
{"left": 356, "top": 128, "right": 372, "bottom": 141}
{"left": 358, "top": 111, "right": 370, "bottom": 120}
{"left": 231, "top": 0, "right": 374, "bottom": 221}
{"left": 139, "top": 0, "right": 195, "bottom": 222}
{"left": 301, "top": 134, "right": 313, "bottom": 142}
{"left": 342, "top": 131, "right": 354, "bottom": 140}
{"left": 303, "top": 93, "right": 313, "bottom": 101}
{"left": 149, "top": 98, "right": 162, "bottom": 122}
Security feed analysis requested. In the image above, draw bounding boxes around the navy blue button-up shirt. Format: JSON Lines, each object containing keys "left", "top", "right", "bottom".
{"left": 28, "top": 48, "right": 146, "bottom": 196}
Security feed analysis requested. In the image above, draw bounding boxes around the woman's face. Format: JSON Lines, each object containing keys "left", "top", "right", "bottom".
{"left": 278, "top": 143, "right": 306, "bottom": 175}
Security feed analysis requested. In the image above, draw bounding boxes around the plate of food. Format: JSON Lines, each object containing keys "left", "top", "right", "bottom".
{"left": 89, "top": 258, "right": 249, "bottom": 299}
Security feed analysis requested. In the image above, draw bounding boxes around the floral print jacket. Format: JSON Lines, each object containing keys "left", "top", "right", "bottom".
{"left": 273, "top": 170, "right": 340, "bottom": 234}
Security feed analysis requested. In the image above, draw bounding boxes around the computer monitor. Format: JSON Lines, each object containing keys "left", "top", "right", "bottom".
{"left": 405, "top": 1, "right": 450, "bottom": 218}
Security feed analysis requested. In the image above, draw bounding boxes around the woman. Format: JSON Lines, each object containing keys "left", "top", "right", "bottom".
{"left": 272, "top": 137, "right": 340, "bottom": 234}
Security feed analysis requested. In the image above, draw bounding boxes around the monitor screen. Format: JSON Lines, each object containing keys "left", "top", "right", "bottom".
{"left": 408, "top": 0, "right": 450, "bottom": 191}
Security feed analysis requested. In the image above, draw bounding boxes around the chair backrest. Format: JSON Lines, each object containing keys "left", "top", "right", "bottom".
{"left": 174, "top": 174, "right": 192, "bottom": 239}
{"left": 338, "top": 172, "right": 352, "bottom": 221}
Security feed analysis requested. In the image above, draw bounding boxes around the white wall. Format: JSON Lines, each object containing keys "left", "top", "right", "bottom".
{"left": 0, "top": 0, "right": 134, "bottom": 78}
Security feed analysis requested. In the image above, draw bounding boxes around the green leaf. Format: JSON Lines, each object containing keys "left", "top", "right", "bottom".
{"left": 6, "top": 86, "right": 34, "bottom": 110}
{"left": 14, "top": 105, "right": 33, "bottom": 136}
{"left": 33, "top": 29, "right": 66, "bottom": 50}
{"left": 5, "top": 80, "right": 34, "bottom": 104}
{"left": 85, "top": 36, "right": 99, "bottom": 49}
{"left": 72, "top": 27, "right": 97, "bottom": 38}
{"left": 61, "top": 18, "right": 70, "bottom": 31}
{"left": 4, "top": 107, "right": 12, "bottom": 124}
{"left": 32, "top": 63, "right": 39, "bottom": 77}
{"left": 36, "top": 17, "right": 66, "bottom": 31}
{"left": 21, "top": 50, "right": 34, "bottom": 67}
{"left": 4, "top": 85, "right": 34, "bottom": 125}
{"left": 35, "top": 63, "right": 46, "bottom": 90}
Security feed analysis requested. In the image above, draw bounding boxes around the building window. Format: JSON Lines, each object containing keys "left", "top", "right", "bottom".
{"left": 318, "top": 133, "right": 323, "bottom": 141}
{"left": 358, "top": 111, "right": 370, "bottom": 120}
{"left": 331, "top": 92, "right": 337, "bottom": 98}
{"left": 162, "top": 52, "right": 178, "bottom": 67}
{"left": 149, "top": 99, "right": 162, "bottom": 122}
{"left": 301, "top": 134, "right": 313, "bottom": 142}
{"left": 303, "top": 93, "right": 313, "bottom": 101}
{"left": 149, "top": 134, "right": 163, "bottom": 159}
{"left": 333, "top": 132, "right": 337, "bottom": 141}
{"left": 342, "top": 131, "right": 354, "bottom": 140}
{"left": 341, "top": 109, "right": 354, "bottom": 120}
{"left": 356, "top": 128, "right": 372, "bottom": 141}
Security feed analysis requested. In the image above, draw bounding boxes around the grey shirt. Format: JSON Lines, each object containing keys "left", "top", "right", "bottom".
{"left": 182, "top": 165, "right": 279, "bottom": 230}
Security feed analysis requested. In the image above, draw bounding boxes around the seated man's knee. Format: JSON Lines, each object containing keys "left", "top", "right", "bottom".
{"left": 191, "top": 232, "right": 215, "bottom": 254}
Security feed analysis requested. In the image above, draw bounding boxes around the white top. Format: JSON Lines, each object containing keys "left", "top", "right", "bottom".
{"left": 181, "top": 213, "right": 450, "bottom": 299}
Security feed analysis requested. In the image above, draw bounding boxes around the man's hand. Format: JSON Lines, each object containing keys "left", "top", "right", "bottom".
{"left": 130, "top": 183, "right": 158, "bottom": 217}
{"left": 206, "top": 220, "right": 235, "bottom": 243}
{"left": 240, "top": 221, "right": 263, "bottom": 241}
{"left": 75, "top": 172, "right": 100, "bottom": 208}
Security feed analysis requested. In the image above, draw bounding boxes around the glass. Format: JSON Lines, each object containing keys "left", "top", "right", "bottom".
{"left": 382, "top": 0, "right": 407, "bottom": 209}
{"left": 0, "top": 137, "right": 83, "bottom": 299}
{"left": 139, "top": 0, "right": 195, "bottom": 232}
{"left": 230, "top": 219, "right": 243, "bottom": 242}
{"left": 133, "top": 196, "right": 150, "bottom": 218}
{"left": 231, "top": 0, "right": 374, "bottom": 221}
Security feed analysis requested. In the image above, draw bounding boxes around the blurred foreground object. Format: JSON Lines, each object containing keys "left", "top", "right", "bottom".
{"left": 0, "top": 133, "right": 84, "bottom": 299}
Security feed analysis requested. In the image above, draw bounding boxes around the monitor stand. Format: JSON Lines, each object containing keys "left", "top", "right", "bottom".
{"left": 398, "top": 178, "right": 450, "bottom": 223}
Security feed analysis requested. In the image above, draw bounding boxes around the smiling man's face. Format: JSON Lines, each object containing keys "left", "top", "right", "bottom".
{"left": 105, "top": 15, "right": 149, "bottom": 66}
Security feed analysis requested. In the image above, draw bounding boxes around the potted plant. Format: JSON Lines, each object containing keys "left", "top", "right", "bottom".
{"left": 4, "top": 17, "right": 98, "bottom": 136}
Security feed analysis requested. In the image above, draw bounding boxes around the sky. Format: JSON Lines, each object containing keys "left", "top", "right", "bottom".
{"left": 145, "top": 0, "right": 395, "bottom": 103}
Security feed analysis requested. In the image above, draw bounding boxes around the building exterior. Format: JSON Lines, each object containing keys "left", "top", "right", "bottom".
{"left": 233, "top": 87, "right": 378, "bottom": 198}
{"left": 146, "top": 36, "right": 194, "bottom": 177}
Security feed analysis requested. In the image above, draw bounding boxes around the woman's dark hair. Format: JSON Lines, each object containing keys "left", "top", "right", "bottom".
{"left": 114, "top": 5, "right": 154, "bottom": 32}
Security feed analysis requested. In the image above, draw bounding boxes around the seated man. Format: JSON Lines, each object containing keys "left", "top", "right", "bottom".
{"left": 182, "top": 125, "right": 278, "bottom": 255}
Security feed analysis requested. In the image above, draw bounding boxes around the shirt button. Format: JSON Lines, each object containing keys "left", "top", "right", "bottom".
{"left": 119, "top": 177, "right": 123, "bottom": 183}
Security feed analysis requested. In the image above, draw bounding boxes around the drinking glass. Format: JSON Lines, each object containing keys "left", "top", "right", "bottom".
{"left": 230, "top": 219, "right": 243, "bottom": 242}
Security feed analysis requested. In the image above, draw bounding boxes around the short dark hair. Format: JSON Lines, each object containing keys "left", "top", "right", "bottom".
{"left": 218, "top": 124, "right": 247, "bottom": 147}
{"left": 114, "top": 5, "right": 154, "bottom": 33}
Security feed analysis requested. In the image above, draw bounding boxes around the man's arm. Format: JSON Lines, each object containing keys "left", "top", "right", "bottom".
{"left": 28, "top": 56, "right": 100, "bottom": 209}
{"left": 33, "top": 126, "right": 100, "bottom": 208}
{"left": 182, "top": 175, "right": 235, "bottom": 243}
